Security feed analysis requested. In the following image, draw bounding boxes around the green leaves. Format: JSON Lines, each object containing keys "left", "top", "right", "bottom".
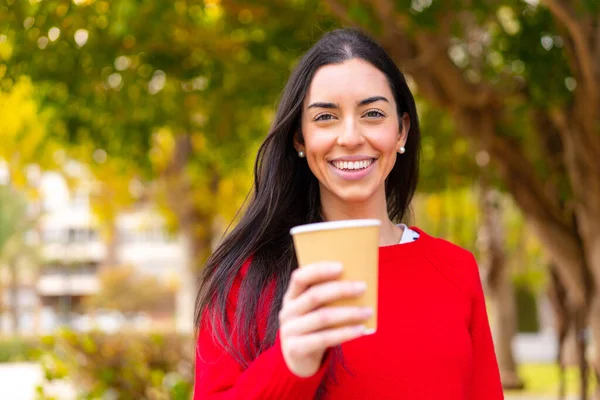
{"left": 1, "top": 0, "right": 335, "bottom": 180}
{"left": 2, "top": 0, "right": 597, "bottom": 257}
{"left": 37, "top": 330, "right": 194, "bottom": 399}
{"left": 496, "top": 4, "right": 572, "bottom": 107}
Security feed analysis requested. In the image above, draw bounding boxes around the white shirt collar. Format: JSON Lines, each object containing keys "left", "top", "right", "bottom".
{"left": 397, "top": 223, "right": 420, "bottom": 244}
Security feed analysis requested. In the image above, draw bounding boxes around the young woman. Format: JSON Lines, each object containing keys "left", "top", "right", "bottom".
{"left": 193, "top": 28, "right": 503, "bottom": 399}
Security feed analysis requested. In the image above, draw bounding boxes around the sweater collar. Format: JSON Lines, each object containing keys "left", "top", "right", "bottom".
{"left": 379, "top": 226, "right": 432, "bottom": 261}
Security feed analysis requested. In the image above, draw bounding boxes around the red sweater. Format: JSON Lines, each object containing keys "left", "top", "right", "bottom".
{"left": 194, "top": 227, "right": 504, "bottom": 399}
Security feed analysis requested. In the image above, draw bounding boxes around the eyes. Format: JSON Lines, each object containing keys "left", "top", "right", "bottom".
{"left": 314, "top": 109, "right": 386, "bottom": 122}
{"left": 314, "top": 113, "right": 335, "bottom": 121}
{"left": 364, "top": 110, "right": 385, "bottom": 118}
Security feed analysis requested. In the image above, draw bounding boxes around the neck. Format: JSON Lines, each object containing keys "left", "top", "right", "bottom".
{"left": 320, "top": 187, "right": 403, "bottom": 246}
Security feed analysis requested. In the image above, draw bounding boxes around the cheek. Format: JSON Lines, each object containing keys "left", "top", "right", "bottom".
{"left": 370, "top": 126, "right": 399, "bottom": 154}
{"left": 304, "top": 129, "right": 336, "bottom": 157}
{"left": 303, "top": 130, "right": 333, "bottom": 176}
{"left": 369, "top": 128, "right": 399, "bottom": 174}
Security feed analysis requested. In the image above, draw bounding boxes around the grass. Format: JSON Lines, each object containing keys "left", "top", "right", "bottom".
{"left": 505, "top": 363, "right": 597, "bottom": 397}
{"left": 0, "top": 336, "right": 42, "bottom": 363}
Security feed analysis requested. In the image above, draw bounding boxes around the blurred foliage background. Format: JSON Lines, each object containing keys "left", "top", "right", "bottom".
{"left": 0, "top": 0, "right": 599, "bottom": 399}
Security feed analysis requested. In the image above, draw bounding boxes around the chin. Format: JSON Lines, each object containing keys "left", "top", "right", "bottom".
{"left": 331, "top": 187, "right": 377, "bottom": 204}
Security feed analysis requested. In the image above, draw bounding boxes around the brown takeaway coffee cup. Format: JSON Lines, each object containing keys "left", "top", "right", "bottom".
{"left": 290, "top": 219, "right": 380, "bottom": 334}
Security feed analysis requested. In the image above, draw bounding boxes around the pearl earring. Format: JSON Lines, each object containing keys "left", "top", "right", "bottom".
{"left": 398, "top": 147, "right": 406, "bottom": 154}
{"left": 298, "top": 150, "right": 305, "bottom": 158}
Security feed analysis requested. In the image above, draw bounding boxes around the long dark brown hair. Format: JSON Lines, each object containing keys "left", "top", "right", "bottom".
{"left": 195, "top": 28, "right": 421, "bottom": 397}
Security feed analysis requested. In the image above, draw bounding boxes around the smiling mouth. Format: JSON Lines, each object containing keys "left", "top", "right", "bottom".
{"left": 329, "top": 158, "right": 377, "bottom": 171}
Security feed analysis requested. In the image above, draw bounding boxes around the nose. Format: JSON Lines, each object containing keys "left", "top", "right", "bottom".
{"left": 336, "top": 118, "right": 365, "bottom": 148}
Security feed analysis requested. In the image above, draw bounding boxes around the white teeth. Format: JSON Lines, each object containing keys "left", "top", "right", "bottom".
{"left": 331, "top": 159, "right": 374, "bottom": 171}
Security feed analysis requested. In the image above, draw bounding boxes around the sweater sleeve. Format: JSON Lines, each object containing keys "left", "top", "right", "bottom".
{"left": 193, "top": 259, "right": 330, "bottom": 399}
{"left": 467, "top": 253, "right": 504, "bottom": 399}
{"left": 193, "top": 328, "right": 330, "bottom": 399}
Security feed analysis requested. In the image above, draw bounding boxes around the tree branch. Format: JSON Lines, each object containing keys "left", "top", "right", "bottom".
{"left": 548, "top": 107, "right": 600, "bottom": 219}
{"left": 530, "top": 108, "right": 568, "bottom": 201}
{"left": 595, "top": 14, "right": 600, "bottom": 80}
{"left": 361, "top": 0, "right": 492, "bottom": 107}
{"left": 323, "top": 0, "right": 364, "bottom": 29}
{"left": 354, "top": 0, "right": 415, "bottom": 62}
{"left": 400, "top": 42, "right": 444, "bottom": 73}
{"left": 412, "top": 32, "right": 494, "bottom": 108}
{"left": 370, "top": 0, "right": 397, "bottom": 32}
{"left": 483, "top": 122, "right": 587, "bottom": 306}
{"left": 368, "top": 0, "right": 448, "bottom": 70}
{"left": 541, "top": 0, "right": 598, "bottom": 103}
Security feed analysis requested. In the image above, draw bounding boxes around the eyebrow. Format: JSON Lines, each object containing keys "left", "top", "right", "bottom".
{"left": 358, "top": 96, "right": 389, "bottom": 106}
{"left": 307, "top": 95, "right": 389, "bottom": 110}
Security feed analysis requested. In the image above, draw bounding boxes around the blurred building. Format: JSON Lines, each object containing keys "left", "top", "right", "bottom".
{"left": 2, "top": 172, "right": 186, "bottom": 335}
{"left": 37, "top": 191, "right": 104, "bottom": 319}
{"left": 115, "top": 209, "right": 181, "bottom": 282}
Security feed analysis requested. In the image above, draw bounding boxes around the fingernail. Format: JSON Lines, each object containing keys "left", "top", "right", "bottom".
{"left": 361, "top": 307, "right": 374, "bottom": 317}
{"left": 328, "top": 263, "right": 343, "bottom": 273}
{"left": 353, "top": 282, "right": 367, "bottom": 292}
{"left": 364, "top": 328, "right": 376, "bottom": 335}
{"left": 354, "top": 325, "right": 366, "bottom": 334}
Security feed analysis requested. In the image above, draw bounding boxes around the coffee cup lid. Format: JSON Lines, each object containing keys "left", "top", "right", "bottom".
{"left": 290, "top": 219, "right": 381, "bottom": 235}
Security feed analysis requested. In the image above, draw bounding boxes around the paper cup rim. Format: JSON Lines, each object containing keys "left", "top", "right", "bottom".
{"left": 290, "top": 219, "right": 381, "bottom": 235}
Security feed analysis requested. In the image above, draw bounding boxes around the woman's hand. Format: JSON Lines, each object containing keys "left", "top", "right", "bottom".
{"left": 279, "top": 262, "right": 373, "bottom": 377}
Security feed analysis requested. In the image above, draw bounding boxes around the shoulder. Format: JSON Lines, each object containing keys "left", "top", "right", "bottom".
{"left": 410, "top": 227, "right": 476, "bottom": 263}
{"left": 413, "top": 227, "right": 482, "bottom": 295}
{"left": 432, "top": 236, "right": 477, "bottom": 265}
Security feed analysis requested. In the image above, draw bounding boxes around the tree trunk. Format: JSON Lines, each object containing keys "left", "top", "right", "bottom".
{"left": 551, "top": 112, "right": 600, "bottom": 398}
{"left": 589, "top": 294, "right": 600, "bottom": 399}
{"left": 575, "top": 306, "right": 590, "bottom": 400}
{"left": 548, "top": 265, "right": 570, "bottom": 400}
{"left": 163, "top": 134, "right": 220, "bottom": 334}
{"left": 479, "top": 179, "right": 524, "bottom": 390}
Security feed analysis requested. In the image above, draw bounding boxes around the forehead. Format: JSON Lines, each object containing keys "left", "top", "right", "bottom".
{"left": 305, "top": 58, "right": 393, "bottom": 103}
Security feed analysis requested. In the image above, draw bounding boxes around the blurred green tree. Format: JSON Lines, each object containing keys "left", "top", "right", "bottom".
{"left": 0, "top": 0, "right": 336, "bottom": 266}
{"left": 0, "top": 184, "right": 39, "bottom": 336}
{"left": 0, "top": 75, "right": 51, "bottom": 337}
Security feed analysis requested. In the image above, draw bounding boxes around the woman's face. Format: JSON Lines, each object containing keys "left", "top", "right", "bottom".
{"left": 297, "top": 58, "right": 410, "bottom": 205}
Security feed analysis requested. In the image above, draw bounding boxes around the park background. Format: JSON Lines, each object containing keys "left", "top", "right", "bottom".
{"left": 0, "top": 0, "right": 599, "bottom": 399}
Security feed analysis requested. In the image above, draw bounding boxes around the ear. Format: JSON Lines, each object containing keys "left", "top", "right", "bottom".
{"left": 293, "top": 131, "right": 305, "bottom": 153}
{"left": 397, "top": 112, "right": 411, "bottom": 151}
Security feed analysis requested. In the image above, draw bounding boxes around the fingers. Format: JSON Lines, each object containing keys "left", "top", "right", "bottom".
{"left": 282, "top": 262, "right": 343, "bottom": 305}
{"left": 281, "top": 306, "right": 373, "bottom": 337}
{"left": 279, "top": 262, "right": 372, "bottom": 372}
{"left": 286, "top": 324, "right": 368, "bottom": 356}
{"left": 279, "top": 280, "right": 366, "bottom": 323}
